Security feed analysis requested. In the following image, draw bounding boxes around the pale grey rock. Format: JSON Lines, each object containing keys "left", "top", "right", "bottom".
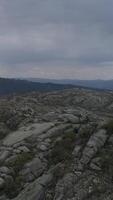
{"left": 54, "top": 173, "right": 77, "bottom": 200}
{"left": 62, "top": 114, "right": 79, "bottom": 124}
{"left": 39, "top": 144, "right": 47, "bottom": 151}
{"left": 72, "top": 145, "right": 81, "bottom": 157}
{"left": 0, "top": 166, "right": 12, "bottom": 175}
{"left": 13, "top": 149, "right": 21, "bottom": 154}
{"left": 13, "top": 141, "right": 26, "bottom": 148}
{"left": 44, "top": 138, "right": 51, "bottom": 143}
{"left": 18, "top": 146, "right": 30, "bottom": 153}
{"left": 3, "top": 122, "right": 54, "bottom": 146}
{"left": 0, "top": 150, "right": 10, "bottom": 164}
{"left": 5, "top": 155, "right": 17, "bottom": 165}
{"left": 13, "top": 173, "right": 53, "bottom": 200}
{"left": 39, "top": 124, "right": 71, "bottom": 140}
{"left": 20, "top": 157, "right": 46, "bottom": 182}
{"left": 90, "top": 163, "right": 101, "bottom": 171}
{"left": 80, "top": 129, "right": 107, "bottom": 165}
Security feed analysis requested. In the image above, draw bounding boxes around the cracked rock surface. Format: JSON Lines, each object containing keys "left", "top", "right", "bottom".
{"left": 0, "top": 88, "right": 113, "bottom": 199}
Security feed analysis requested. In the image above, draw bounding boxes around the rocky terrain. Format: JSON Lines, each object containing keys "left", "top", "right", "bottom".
{"left": 0, "top": 88, "right": 113, "bottom": 199}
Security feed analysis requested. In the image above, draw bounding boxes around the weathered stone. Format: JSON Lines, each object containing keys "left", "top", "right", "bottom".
{"left": 54, "top": 173, "right": 77, "bottom": 200}
{"left": 72, "top": 145, "right": 81, "bottom": 157}
{"left": 20, "top": 157, "right": 46, "bottom": 182}
{"left": 13, "top": 174, "right": 53, "bottom": 200}
{"left": 0, "top": 166, "right": 13, "bottom": 175}
{"left": 13, "top": 149, "right": 21, "bottom": 154}
{"left": 62, "top": 114, "right": 79, "bottom": 124}
{"left": 0, "top": 151, "right": 10, "bottom": 164}
{"left": 18, "top": 146, "right": 30, "bottom": 153}
{"left": 5, "top": 155, "right": 17, "bottom": 165}
{"left": 39, "top": 144, "right": 47, "bottom": 151}
{"left": 90, "top": 163, "right": 101, "bottom": 171}
{"left": 3, "top": 123, "right": 54, "bottom": 146}
{"left": 80, "top": 129, "right": 107, "bottom": 165}
{"left": 39, "top": 124, "right": 71, "bottom": 140}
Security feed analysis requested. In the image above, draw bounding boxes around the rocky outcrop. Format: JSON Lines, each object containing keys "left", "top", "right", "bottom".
{"left": 80, "top": 129, "right": 107, "bottom": 166}
{"left": 0, "top": 88, "right": 113, "bottom": 200}
{"left": 3, "top": 123, "right": 54, "bottom": 146}
{"left": 20, "top": 157, "right": 46, "bottom": 182}
{"left": 13, "top": 173, "right": 53, "bottom": 200}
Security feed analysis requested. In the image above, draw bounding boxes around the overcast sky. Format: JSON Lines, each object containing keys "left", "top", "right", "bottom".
{"left": 0, "top": 0, "right": 113, "bottom": 79}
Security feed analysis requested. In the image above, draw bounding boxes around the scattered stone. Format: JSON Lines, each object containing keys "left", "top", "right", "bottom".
{"left": 90, "top": 163, "right": 101, "bottom": 171}
{"left": 39, "top": 144, "right": 47, "bottom": 151}
{"left": 0, "top": 166, "right": 12, "bottom": 175}
{"left": 62, "top": 114, "right": 79, "bottom": 124}
{"left": 72, "top": 145, "right": 81, "bottom": 157}
{"left": 0, "top": 151, "right": 10, "bottom": 164}
{"left": 18, "top": 146, "right": 30, "bottom": 153}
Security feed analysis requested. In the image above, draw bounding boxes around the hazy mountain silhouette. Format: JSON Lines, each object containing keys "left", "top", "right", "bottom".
{"left": 27, "top": 78, "right": 113, "bottom": 90}
{"left": 0, "top": 78, "right": 76, "bottom": 95}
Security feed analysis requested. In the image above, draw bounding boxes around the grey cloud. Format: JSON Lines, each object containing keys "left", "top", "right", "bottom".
{"left": 0, "top": 0, "right": 113, "bottom": 78}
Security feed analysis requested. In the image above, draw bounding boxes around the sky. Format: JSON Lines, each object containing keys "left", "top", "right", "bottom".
{"left": 0, "top": 0, "right": 113, "bottom": 80}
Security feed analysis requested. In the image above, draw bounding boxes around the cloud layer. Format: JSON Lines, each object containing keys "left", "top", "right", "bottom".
{"left": 0, "top": 0, "right": 113, "bottom": 79}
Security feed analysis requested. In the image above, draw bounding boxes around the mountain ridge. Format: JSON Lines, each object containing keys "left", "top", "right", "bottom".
{"left": 0, "top": 77, "right": 109, "bottom": 96}
{"left": 26, "top": 78, "right": 113, "bottom": 90}
{"left": 0, "top": 77, "right": 76, "bottom": 95}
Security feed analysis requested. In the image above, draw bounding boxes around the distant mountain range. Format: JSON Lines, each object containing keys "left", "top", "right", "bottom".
{"left": 26, "top": 78, "right": 113, "bottom": 91}
{"left": 0, "top": 78, "right": 76, "bottom": 95}
{"left": 1, "top": 77, "right": 113, "bottom": 96}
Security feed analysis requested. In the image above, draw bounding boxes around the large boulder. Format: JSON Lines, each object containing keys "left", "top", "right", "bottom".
{"left": 80, "top": 129, "right": 107, "bottom": 166}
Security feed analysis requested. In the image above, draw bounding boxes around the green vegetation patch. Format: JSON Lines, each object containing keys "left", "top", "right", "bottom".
{"left": 7, "top": 152, "right": 33, "bottom": 174}
{"left": 5, "top": 152, "right": 34, "bottom": 198}
{"left": 49, "top": 131, "right": 76, "bottom": 165}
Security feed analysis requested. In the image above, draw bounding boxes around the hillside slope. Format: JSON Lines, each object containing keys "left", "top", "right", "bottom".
{"left": 0, "top": 78, "right": 75, "bottom": 95}
{"left": 28, "top": 78, "right": 113, "bottom": 90}
{"left": 0, "top": 88, "right": 113, "bottom": 199}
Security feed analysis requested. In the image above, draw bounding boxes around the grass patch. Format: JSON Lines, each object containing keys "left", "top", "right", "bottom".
{"left": 49, "top": 131, "right": 76, "bottom": 165}
{"left": 5, "top": 152, "right": 34, "bottom": 198}
{"left": 7, "top": 152, "right": 33, "bottom": 174}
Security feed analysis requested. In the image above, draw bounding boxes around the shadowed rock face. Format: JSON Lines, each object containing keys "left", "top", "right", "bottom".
{"left": 0, "top": 88, "right": 113, "bottom": 200}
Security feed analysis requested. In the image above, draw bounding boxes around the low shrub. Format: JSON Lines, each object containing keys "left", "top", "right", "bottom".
{"left": 49, "top": 131, "right": 76, "bottom": 165}
{"left": 7, "top": 152, "right": 33, "bottom": 174}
